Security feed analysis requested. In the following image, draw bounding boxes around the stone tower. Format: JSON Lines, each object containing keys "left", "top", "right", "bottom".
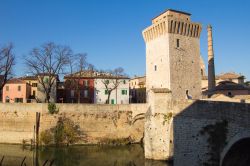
{"left": 142, "top": 9, "right": 202, "bottom": 100}
{"left": 207, "top": 25, "right": 216, "bottom": 93}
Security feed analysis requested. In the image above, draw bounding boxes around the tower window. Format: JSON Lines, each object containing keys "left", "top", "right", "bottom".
{"left": 228, "top": 92, "right": 232, "bottom": 97}
{"left": 154, "top": 65, "right": 157, "bottom": 71}
{"left": 177, "top": 39, "right": 180, "bottom": 48}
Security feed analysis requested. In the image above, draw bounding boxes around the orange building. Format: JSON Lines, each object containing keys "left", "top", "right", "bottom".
{"left": 2, "top": 78, "right": 31, "bottom": 103}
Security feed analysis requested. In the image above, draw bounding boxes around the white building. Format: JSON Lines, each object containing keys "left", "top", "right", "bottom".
{"left": 94, "top": 76, "right": 130, "bottom": 104}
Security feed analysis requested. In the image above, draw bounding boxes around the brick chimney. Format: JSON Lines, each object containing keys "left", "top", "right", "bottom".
{"left": 207, "top": 25, "right": 216, "bottom": 95}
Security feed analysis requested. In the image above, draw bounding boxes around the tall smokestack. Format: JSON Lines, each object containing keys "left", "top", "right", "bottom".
{"left": 207, "top": 25, "right": 216, "bottom": 94}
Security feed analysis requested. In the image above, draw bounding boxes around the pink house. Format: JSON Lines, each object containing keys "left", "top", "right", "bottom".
{"left": 2, "top": 78, "right": 31, "bottom": 103}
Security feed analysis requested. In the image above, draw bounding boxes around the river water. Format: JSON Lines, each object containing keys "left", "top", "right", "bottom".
{"left": 0, "top": 144, "right": 172, "bottom": 166}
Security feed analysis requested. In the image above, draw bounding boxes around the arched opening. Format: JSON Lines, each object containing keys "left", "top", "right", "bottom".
{"left": 222, "top": 138, "right": 250, "bottom": 166}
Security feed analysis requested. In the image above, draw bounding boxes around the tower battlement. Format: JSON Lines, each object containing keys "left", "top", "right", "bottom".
{"left": 143, "top": 10, "right": 202, "bottom": 43}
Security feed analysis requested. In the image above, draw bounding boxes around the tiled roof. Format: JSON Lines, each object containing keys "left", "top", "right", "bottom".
{"left": 202, "top": 72, "right": 245, "bottom": 80}
{"left": 214, "top": 81, "right": 250, "bottom": 91}
{"left": 20, "top": 75, "right": 37, "bottom": 80}
{"left": 219, "top": 72, "right": 245, "bottom": 80}
{"left": 6, "top": 78, "right": 26, "bottom": 84}
{"left": 65, "top": 70, "right": 129, "bottom": 79}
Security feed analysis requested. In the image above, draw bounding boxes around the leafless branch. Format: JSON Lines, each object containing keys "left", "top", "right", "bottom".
{"left": 25, "top": 42, "right": 71, "bottom": 102}
{"left": 0, "top": 43, "right": 15, "bottom": 90}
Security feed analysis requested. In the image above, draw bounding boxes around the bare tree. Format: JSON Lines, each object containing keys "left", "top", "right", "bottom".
{"left": 25, "top": 42, "right": 71, "bottom": 103}
{"left": 0, "top": 43, "right": 15, "bottom": 91}
{"left": 100, "top": 67, "right": 126, "bottom": 104}
{"left": 66, "top": 53, "right": 91, "bottom": 103}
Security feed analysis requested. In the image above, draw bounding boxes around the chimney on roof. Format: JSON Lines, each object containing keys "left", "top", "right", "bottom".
{"left": 207, "top": 25, "right": 216, "bottom": 96}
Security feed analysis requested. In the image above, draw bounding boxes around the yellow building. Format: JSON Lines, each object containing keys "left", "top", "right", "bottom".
{"left": 129, "top": 76, "right": 146, "bottom": 103}
{"left": 21, "top": 76, "right": 38, "bottom": 102}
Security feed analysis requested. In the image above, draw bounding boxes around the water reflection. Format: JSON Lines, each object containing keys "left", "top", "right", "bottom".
{"left": 0, "top": 144, "right": 172, "bottom": 166}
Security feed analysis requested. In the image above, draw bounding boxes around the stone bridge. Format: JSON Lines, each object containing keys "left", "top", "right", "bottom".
{"left": 144, "top": 91, "right": 250, "bottom": 166}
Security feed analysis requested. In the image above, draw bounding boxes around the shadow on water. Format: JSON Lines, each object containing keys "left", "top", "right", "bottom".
{"left": 0, "top": 144, "right": 172, "bottom": 166}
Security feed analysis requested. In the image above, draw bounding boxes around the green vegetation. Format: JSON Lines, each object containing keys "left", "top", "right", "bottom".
{"left": 48, "top": 103, "right": 59, "bottom": 114}
{"left": 40, "top": 130, "right": 53, "bottom": 145}
{"left": 99, "top": 137, "right": 134, "bottom": 146}
{"left": 163, "top": 112, "right": 173, "bottom": 125}
{"left": 40, "top": 117, "right": 81, "bottom": 146}
{"left": 200, "top": 120, "right": 228, "bottom": 166}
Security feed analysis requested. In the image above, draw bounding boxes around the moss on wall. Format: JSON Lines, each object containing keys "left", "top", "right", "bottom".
{"left": 200, "top": 120, "right": 228, "bottom": 166}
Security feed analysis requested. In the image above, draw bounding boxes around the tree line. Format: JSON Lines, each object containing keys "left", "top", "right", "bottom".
{"left": 0, "top": 42, "right": 127, "bottom": 103}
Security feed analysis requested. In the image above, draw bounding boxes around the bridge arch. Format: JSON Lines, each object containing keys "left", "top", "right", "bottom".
{"left": 220, "top": 133, "right": 250, "bottom": 166}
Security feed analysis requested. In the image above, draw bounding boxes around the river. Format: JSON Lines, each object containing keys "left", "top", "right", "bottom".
{"left": 0, "top": 144, "right": 172, "bottom": 166}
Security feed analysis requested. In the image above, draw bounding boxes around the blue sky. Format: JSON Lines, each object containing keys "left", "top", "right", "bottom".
{"left": 0, "top": 0, "right": 249, "bottom": 80}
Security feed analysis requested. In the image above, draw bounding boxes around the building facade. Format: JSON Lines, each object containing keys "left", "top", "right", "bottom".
{"left": 2, "top": 78, "right": 31, "bottom": 103}
{"left": 202, "top": 72, "right": 245, "bottom": 90}
{"left": 142, "top": 9, "right": 202, "bottom": 100}
{"left": 36, "top": 74, "right": 58, "bottom": 103}
{"left": 21, "top": 76, "right": 38, "bottom": 102}
{"left": 212, "top": 81, "right": 250, "bottom": 97}
{"left": 64, "top": 71, "right": 95, "bottom": 103}
{"left": 129, "top": 76, "right": 146, "bottom": 103}
{"left": 94, "top": 77, "right": 129, "bottom": 104}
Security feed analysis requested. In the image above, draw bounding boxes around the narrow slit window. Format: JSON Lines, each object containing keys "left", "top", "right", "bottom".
{"left": 154, "top": 65, "right": 157, "bottom": 71}
{"left": 177, "top": 22, "right": 181, "bottom": 34}
{"left": 177, "top": 39, "right": 180, "bottom": 48}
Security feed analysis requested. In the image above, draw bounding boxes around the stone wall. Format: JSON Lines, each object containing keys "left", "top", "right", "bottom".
{"left": 0, "top": 103, "right": 147, "bottom": 144}
{"left": 168, "top": 33, "right": 201, "bottom": 99}
{"left": 144, "top": 98, "right": 250, "bottom": 166}
{"left": 173, "top": 100, "right": 250, "bottom": 166}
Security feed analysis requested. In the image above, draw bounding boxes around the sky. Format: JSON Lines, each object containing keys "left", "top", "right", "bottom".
{"left": 0, "top": 0, "right": 249, "bottom": 80}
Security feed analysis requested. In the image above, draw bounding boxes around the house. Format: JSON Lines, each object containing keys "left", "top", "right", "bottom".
{"left": 64, "top": 70, "right": 129, "bottom": 104}
{"left": 36, "top": 73, "right": 59, "bottom": 103}
{"left": 202, "top": 72, "right": 246, "bottom": 92}
{"left": 21, "top": 75, "right": 38, "bottom": 102}
{"left": 212, "top": 81, "right": 250, "bottom": 97}
{"left": 129, "top": 76, "right": 146, "bottom": 103}
{"left": 64, "top": 71, "right": 95, "bottom": 103}
{"left": 94, "top": 74, "right": 129, "bottom": 104}
{"left": 2, "top": 78, "right": 31, "bottom": 103}
{"left": 219, "top": 72, "right": 245, "bottom": 84}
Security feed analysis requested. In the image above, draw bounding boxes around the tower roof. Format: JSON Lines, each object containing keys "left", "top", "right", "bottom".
{"left": 166, "top": 9, "right": 191, "bottom": 16}
{"left": 152, "top": 9, "right": 191, "bottom": 21}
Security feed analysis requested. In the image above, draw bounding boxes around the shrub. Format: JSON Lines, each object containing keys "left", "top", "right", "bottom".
{"left": 53, "top": 117, "right": 81, "bottom": 146}
{"left": 48, "top": 103, "right": 59, "bottom": 114}
{"left": 40, "top": 117, "right": 81, "bottom": 146}
{"left": 40, "top": 130, "right": 53, "bottom": 145}
{"left": 62, "top": 118, "right": 81, "bottom": 145}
